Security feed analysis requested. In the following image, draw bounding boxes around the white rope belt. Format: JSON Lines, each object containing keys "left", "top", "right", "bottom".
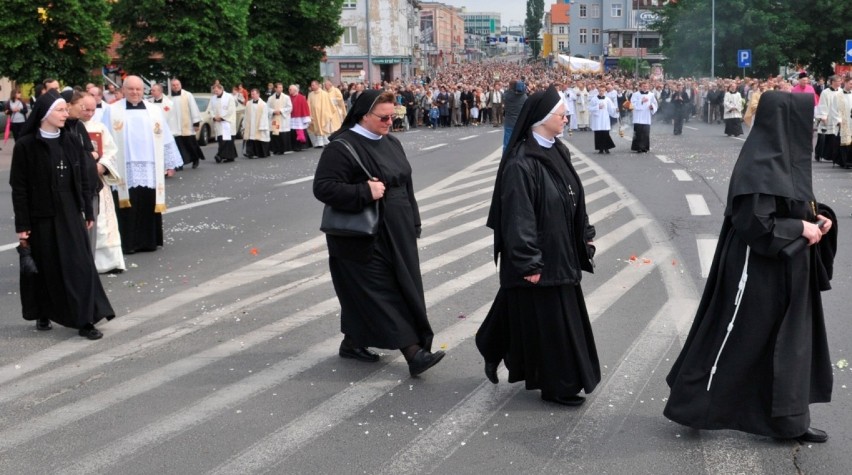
{"left": 706, "top": 245, "right": 750, "bottom": 391}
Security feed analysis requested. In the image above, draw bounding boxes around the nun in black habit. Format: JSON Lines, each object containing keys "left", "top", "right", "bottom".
{"left": 664, "top": 92, "right": 837, "bottom": 443}
{"left": 10, "top": 91, "right": 115, "bottom": 340}
{"left": 313, "top": 90, "right": 445, "bottom": 377}
{"left": 476, "top": 86, "right": 601, "bottom": 406}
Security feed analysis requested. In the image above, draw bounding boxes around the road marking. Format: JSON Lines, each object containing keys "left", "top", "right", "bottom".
{"left": 0, "top": 197, "right": 233, "bottom": 252}
{"left": 163, "top": 197, "right": 231, "bottom": 214}
{"left": 672, "top": 169, "right": 693, "bottom": 181}
{"left": 656, "top": 154, "right": 675, "bottom": 164}
{"left": 420, "top": 143, "right": 447, "bottom": 151}
{"left": 418, "top": 186, "right": 492, "bottom": 213}
{"left": 696, "top": 236, "right": 719, "bottom": 278}
{"left": 732, "top": 136, "right": 746, "bottom": 142}
{"left": 685, "top": 126, "right": 698, "bottom": 131}
{"left": 686, "top": 194, "right": 711, "bottom": 216}
{"left": 459, "top": 135, "right": 479, "bottom": 141}
{"left": 487, "top": 129, "right": 503, "bottom": 134}
{"left": 421, "top": 175, "right": 493, "bottom": 198}
{"left": 274, "top": 175, "right": 314, "bottom": 187}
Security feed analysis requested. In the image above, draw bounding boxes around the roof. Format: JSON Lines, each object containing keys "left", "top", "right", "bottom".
{"left": 550, "top": 3, "right": 570, "bottom": 25}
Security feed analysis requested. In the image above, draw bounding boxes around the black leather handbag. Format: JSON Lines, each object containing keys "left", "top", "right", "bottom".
{"left": 319, "top": 139, "right": 380, "bottom": 237}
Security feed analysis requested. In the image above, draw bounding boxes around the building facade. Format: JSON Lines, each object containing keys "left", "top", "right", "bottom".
{"left": 325, "top": 0, "right": 421, "bottom": 85}
{"left": 418, "top": 2, "right": 464, "bottom": 71}
{"left": 549, "top": 2, "right": 571, "bottom": 56}
{"left": 458, "top": 10, "right": 501, "bottom": 36}
{"left": 565, "top": 0, "right": 663, "bottom": 71}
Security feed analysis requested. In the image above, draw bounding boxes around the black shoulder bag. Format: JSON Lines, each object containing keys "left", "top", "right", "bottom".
{"left": 319, "top": 139, "right": 381, "bottom": 237}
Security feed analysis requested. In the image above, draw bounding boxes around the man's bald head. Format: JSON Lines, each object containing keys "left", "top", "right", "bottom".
{"left": 123, "top": 75, "right": 145, "bottom": 103}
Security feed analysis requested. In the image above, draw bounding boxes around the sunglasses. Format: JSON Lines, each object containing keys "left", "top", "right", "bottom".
{"left": 371, "top": 112, "right": 393, "bottom": 122}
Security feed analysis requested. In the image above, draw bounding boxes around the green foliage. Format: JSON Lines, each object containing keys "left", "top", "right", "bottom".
{"left": 525, "top": 0, "right": 544, "bottom": 59}
{"left": 110, "top": 0, "right": 251, "bottom": 90}
{"left": 247, "top": 0, "right": 344, "bottom": 89}
{"left": 0, "top": 0, "right": 112, "bottom": 86}
{"left": 652, "top": 0, "right": 844, "bottom": 78}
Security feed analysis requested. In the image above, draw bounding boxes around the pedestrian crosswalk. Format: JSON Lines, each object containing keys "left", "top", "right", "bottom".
{"left": 0, "top": 141, "right": 764, "bottom": 474}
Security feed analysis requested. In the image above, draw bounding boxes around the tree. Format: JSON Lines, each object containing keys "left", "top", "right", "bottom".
{"left": 786, "top": 0, "right": 848, "bottom": 78}
{"left": 654, "top": 0, "right": 808, "bottom": 78}
{"left": 110, "top": 0, "right": 251, "bottom": 90}
{"left": 247, "top": 0, "right": 344, "bottom": 89}
{"left": 0, "top": 0, "right": 112, "bottom": 86}
{"left": 525, "top": 0, "right": 544, "bottom": 59}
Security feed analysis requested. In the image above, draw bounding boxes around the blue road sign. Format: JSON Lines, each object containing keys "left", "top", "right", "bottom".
{"left": 737, "top": 49, "right": 752, "bottom": 68}
{"left": 846, "top": 39, "right": 852, "bottom": 63}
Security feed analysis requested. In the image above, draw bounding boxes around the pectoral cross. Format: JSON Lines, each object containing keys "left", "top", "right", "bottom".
{"left": 568, "top": 185, "right": 576, "bottom": 207}
{"left": 57, "top": 159, "right": 67, "bottom": 177}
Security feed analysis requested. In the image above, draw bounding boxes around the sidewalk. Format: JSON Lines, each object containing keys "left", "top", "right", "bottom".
{"left": 0, "top": 138, "right": 12, "bottom": 173}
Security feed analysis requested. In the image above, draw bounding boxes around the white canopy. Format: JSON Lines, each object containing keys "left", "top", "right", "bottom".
{"left": 556, "top": 55, "right": 603, "bottom": 74}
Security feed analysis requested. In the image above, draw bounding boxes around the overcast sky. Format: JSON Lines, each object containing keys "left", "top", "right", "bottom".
{"left": 442, "top": 0, "right": 528, "bottom": 27}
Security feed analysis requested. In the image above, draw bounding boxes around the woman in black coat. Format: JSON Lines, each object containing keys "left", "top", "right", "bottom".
{"left": 313, "top": 90, "right": 444, "bottom": 377}
{"left": 10, "top": 91, "right": 115, "bottom": 339}
{"left": 476, "top": 86, "right": 600, "bottom": 406}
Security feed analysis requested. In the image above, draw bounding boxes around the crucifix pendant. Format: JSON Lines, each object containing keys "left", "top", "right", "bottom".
{"left": 57, "top": 159, "right": 67, "bottom": 177}
{"left": 568, "top": 185, "right": 576, "bottom": 207}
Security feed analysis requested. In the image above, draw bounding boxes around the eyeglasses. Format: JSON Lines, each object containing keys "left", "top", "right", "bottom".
{"left": 371, "top": 112, "right": 393, "bottom": 122}
{"left": 548, "top": 112, "right": 569, "bottom": 119}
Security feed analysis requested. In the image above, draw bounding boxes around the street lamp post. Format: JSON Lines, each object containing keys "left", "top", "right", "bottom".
{"left": 710, "top": 0, "right": 715, "bottom": 79}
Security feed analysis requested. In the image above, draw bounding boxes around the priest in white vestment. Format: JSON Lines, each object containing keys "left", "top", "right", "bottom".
{"left": 589, "top": 89, "right": 619, "bottom": 154}
{"left": 306, "top": 80, "right": 341, "bottom": 148}
{"left": 574, "top": 82, "right": 590, "bottom": 130}
{"left": 267, "top": 82, "right": 293, "bottom": 155}
{"left": 244, "top": 89, "right": 271, "bottom": 158}
{"left": 168, "top": 79, "right": 205, "bottom": 169}
{"left": 101, "top": 75, "right": 182, "bottom": 254}
{"left": 207, "top": 83, "right": 239, "bottom": 163}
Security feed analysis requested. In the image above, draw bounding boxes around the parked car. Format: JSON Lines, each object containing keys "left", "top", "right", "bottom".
{"left": 193, "top": 93, "right": 245, "bottom": 146}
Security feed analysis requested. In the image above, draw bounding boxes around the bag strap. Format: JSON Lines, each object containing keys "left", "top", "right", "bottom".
{"left": 334, "top": 138, "right": 372, "bottom": 179}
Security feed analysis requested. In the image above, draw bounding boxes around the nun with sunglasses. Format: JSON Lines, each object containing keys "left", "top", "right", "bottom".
{"left": 10, "top": 91, "right": 115, "bottom": 339}
{"left": 314, "top": 90, "right": 444, "bottom": 377}
{"left": 477, "top": 86, "right": 600, "bottom": 406}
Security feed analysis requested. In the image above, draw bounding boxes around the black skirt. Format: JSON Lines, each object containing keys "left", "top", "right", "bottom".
{"left": 724, "top": 118, "right": 743, "bottom": 136}
{"left": 114, "top": 187, "right": 163, "bottom": 253}
{"left": 594, "top": 131, "right": 615, "bottom": 151}
{"left": 175, "top": 135, "right": 205, "bottom": 164}
{"left": 216, "top": 136, "right": 238, "bottom": 160}
{"left": 631, "top": 124, "right": 651, "bottom": 152}
{"left": 477, "top": 284, "right": 601, "bottom": 397}
{"left": 27, "top": 190, "right": 114, "bottom": 328}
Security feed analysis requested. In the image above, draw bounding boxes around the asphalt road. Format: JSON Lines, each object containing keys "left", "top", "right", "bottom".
{"left": 0, "top": 116, "right": 849, "bottom": 474}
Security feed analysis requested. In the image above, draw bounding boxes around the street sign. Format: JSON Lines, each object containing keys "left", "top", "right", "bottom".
{"left": 737, "top": 49, "right": 752, "bottom": 68}
{"left": 846, "top": 39, "right": 852, "bottom": 63}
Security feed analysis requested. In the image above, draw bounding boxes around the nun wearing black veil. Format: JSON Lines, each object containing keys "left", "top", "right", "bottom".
{"left": 476, "top": 86, "right": 600, "bottom": 406}
{"left": 664, "top": 91, "right": 837, "bottom": 443}
{"left": 10, "top": 91, "right": 115, "bottom": 340}
{"left": 313, "top": 90, "right": 445, "bottom": 377}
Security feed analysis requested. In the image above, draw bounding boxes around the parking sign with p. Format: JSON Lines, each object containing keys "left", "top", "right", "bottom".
{"left": 737, "top": 49, "right": 752, "bottom": 68}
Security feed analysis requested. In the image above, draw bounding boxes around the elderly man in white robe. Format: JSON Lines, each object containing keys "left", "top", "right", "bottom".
{"left": 267, "top": 82, "right": 293, "bottom": 155}
{"left": 207, "top": 83, "right": 239, "bottom": 163}
{"left": 562, "top": 82, "right": 577, "bottom": 136}
{"left": 101, "top": 75, "right": 182, "bottom": 254}
{"left": 589, "top": 85, "right": 620, "bottom": 154}
{"left": 243, "top": 88, "right": 271, "bottom": 158}
{"left": 80, "top": 94, "right": 125, "bottom": 273}
{"left": 168, "top": 78, "right": 205, "bottom": 169}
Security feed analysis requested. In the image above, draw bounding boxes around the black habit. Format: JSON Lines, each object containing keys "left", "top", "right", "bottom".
{"left": 314, "top": 125, "right": 433, "bottom": 351}
{"left": 10, "top": 93, "right": 115, "bottom": 328}
{"left": 477, "top": 87, "right": 600, "bottom": 399}
{"left": 664, "top": 92, "right": 836, "bottom": 438}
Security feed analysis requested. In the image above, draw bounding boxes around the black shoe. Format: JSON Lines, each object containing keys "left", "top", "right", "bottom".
{"left": 408, "top": 349, "right": 445, "bottom": 377}
{"left": 36, "top": 318, "right": 52, "bottom": 331}
{"left": 339, "top": 343, "right": 380, "bottom": 363}
{"left": 797, "top": 427, "right": 828, "bottom": 443}
{"left": 541, "top": 393, "right": 585, "bottom": 406}
{"left": 604, "top": 149, "right": 611, "bottom": 154}
{"left": 214, "top": 155, "right": 222, "bottom": 163}
{"left": 192, "top": 161, "right": 199, "bottom": 169}
{"left": 175, "top": 165, "right": 184, "bottom": 171}
{"left": 78, "top": 326, "right": 103, "bottom": 340}
{"left": 484, "top": 361, "right": 499, "bottom": 384}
